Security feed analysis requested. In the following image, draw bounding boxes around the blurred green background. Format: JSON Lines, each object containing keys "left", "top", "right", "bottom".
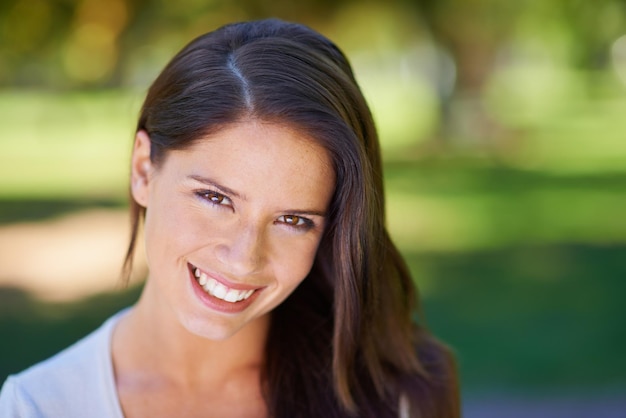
{"left": 1, "top": 0, "right": 625, "bottom": 414}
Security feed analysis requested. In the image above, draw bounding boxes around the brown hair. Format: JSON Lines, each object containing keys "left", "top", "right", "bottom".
{"left": 124, "top": 18, "right": 459, "bottom": 417}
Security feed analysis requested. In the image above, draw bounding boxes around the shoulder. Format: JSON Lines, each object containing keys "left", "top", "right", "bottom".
{"left": 416, "top": 333, "right": 457, "bottom": 382}
{"left": 0, "top": 310, "right": 128, "bottom": 418}
{"left": 409, "top": 333, "right": 461, "bottom": 418}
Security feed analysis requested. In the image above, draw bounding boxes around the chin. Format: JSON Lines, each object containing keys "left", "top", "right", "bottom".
{"left": 179, "top": 313, "right": 246, "bottom": 341}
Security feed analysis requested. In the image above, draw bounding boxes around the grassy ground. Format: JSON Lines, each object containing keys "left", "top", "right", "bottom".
{"left": 416, "top": 243, "right": 626, "bottom": 392}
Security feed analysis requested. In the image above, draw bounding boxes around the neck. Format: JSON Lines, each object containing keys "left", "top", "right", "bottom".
{"left": 113, "top": 280, "right": 269, "bottom": 388}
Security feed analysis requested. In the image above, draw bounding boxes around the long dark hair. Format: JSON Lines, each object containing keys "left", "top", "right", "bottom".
{"left": 123, "top": 18, "right": 459, "bottom": 418}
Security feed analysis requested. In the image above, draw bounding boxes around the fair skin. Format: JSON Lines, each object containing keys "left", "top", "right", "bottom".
{"left": 112, "top": 120, "right": 335, "bottom": 418}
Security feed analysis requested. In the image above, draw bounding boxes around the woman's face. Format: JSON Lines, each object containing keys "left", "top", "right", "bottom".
{"left": 131, "top": 120, "right": 335, "bottom": 341}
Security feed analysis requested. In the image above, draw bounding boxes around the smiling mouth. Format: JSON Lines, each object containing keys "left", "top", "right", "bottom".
{"left": 191, "top": 266, "right": 257, "bottom": 303}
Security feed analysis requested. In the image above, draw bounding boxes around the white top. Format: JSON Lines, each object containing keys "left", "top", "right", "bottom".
{"left": 1, "top": 309, "right": 411, "bottom": 418}
{"left": 0, "top": 310, "right": 127, "bottom": 418}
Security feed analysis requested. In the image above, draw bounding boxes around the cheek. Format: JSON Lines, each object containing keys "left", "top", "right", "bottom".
{"left": 143, "top": 198, "right": 204, "bottom": 263}
{"left": 272, "top": 236, "right": 321, "bottom": 288}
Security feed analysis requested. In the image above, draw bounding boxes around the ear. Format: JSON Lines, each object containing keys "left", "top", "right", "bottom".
{"left": 130, "top": 130, "right": 153, "bottom": 208}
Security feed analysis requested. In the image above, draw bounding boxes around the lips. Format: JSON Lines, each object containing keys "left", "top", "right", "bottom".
{"left": 192, "top": 266, "right": 256, "bottom": 303}
{"left": 187, "top": 263, "right": 264, "bottom": 310}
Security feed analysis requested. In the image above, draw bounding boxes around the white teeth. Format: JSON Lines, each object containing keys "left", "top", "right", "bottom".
{"left": 213, "top": 282, "right": 228, "bottom": 299}
{"left": 192, "top": 266, "right": 257, "bottom": 303}
{"left": 198, "top": 273, "right": 208, "bottom": 286}
{"left": 206, "top": 278, "right": 216, "bottom": 293}
{"left": 224, "top": 289, "right": 239, "bottom": 303}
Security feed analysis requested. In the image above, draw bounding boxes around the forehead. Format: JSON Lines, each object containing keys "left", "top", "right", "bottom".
{"left": 192, "top": 120, "right": 331, "bottom": 169}
{"left": 163, "top": 120, "right": 336, "bottom": 201}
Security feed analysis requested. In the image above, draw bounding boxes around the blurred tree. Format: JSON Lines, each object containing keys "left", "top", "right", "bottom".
{"left": 0, "top": 0, "right": 359, "bottom": 88}
{"left": 400, "top": 0, "right": 626, "bottom": 146}
{"left": 2, "top": 0, "right": 625, "bottom": 147}
{"left": 402, "top": 0, "right": 523, "bottom": 146}
{"left": 563, "top": 0, "right": 626, "bottom": 70}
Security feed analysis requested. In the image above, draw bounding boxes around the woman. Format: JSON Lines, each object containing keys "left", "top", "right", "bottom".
{"left": 0, "top": 19, "right": 459, "bottom": 417}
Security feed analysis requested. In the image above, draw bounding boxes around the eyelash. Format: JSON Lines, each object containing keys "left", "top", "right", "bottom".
{"left": 194, "top": 190, "right": 315, "bottom": 231}
{"left": 195, "top": 190, "right": 233, "bottom": 208}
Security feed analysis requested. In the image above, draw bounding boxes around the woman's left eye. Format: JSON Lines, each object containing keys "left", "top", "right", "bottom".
{"left": 277, "top": 215, "right": 312, "bottom": 229}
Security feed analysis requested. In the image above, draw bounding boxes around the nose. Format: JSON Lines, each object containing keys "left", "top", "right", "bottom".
{"left": 214, "top": 221, "right": 266, "bottom": 277}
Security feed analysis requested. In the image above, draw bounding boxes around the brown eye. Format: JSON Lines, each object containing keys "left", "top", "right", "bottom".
{"left": 207, "top": 191, "right": 224, "bottom": 203}
{"left": 283, "top": 215, "right": 300, "bottom": 225}
{"left": 196, "top": 190, "right": 231, "bottom": 207}
{"left": 277, "top": 215, "right": 313, "bottom": 230}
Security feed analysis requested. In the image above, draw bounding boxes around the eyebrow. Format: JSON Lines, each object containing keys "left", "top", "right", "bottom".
{"left": 283, "top": 209, "right": 327, "bottom": 218}
{"left": 187, "top": 174, "right": 327, "bottom": 217}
